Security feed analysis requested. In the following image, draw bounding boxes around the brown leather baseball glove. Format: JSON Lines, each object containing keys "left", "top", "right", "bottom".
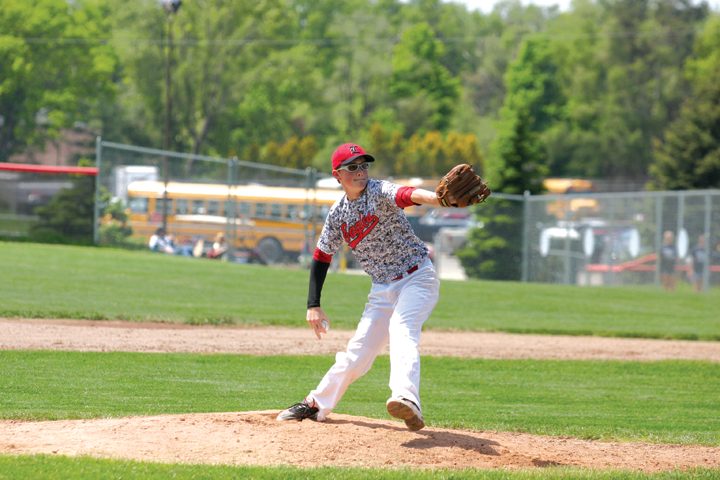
{"left": 436, "top": 164, "right": 491, "bottom": 208}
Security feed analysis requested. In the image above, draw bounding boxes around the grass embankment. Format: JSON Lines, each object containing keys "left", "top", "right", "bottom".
{"left": 0, "top": 242, "right": 718, "bottom": 340}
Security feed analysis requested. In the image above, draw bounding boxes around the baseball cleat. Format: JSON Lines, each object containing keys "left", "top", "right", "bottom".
{"left": 386, "top": 397, "right": 425, "bottom": 431}
{"left": 277, "top": 400, "right": 319, "bottom": 422}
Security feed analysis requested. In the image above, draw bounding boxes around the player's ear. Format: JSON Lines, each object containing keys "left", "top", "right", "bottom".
{"left": 332, "top": 170, "right": 341, "bottom": 183}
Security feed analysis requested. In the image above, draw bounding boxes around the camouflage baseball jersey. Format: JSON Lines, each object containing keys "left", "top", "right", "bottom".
{"left": 316, "top": 179, "right": 429, "bottom": 284}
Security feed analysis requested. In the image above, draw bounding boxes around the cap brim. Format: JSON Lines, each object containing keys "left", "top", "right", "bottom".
{"left": 339, "top": 154, "right": 375, "bottom": 166}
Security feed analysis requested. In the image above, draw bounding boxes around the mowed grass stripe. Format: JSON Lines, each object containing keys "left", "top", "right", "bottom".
{"left": 1, "top": 242, "right": 719, "bottom": 340}
{"left": 0, "top": 351, "right": 717, "bottom": 446}
{"left": 1, "top": 454, "right": 718, "bottom": 480}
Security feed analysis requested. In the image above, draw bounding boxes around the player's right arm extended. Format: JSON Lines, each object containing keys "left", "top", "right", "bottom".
{"left": 307, "top": 248, "right": 332, "bottom": 339}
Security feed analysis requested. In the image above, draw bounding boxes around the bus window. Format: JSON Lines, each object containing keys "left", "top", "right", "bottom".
{"left": 176, "top": 199, "right": 188, "bottom": 214}
{"left": 238, "top": 202, "right": 251, "bottom": 217}
{"left": 208, "top": 200, "right": 220, "bottom": 216}
{"left": 303, "top": 204, "right": 329, "bottom": 221}
{"left": 223, "top": 200, "right": 235, "bottom": 216}
{"left": 255, "top": 203, "right": 267, "bottom": 218}
{"left": 285, "top": 204, "right": 299, "bottom": 220}
{"left": 192, "top": 199, "right": 205, "bottom": 214}
{"left": 270, "top": 203, "right": 283, "bottom": 219}
{"left": 154, "top": 197, "right": 171, "bottom": 214}
{"left": 316, "top": 205, "right": 330, "bottom": 221}
{"left": 129, "top": 197, "right": 149, "bottom": 213}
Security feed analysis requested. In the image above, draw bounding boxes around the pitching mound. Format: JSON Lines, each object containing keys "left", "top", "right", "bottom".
{"left": 1, "top": 411, "right": 719, "bottom": 471}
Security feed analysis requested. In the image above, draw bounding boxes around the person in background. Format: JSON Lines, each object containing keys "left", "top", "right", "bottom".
{"left": 148, "top": 227, "right": 175, "bottom": 254}
{"left": 687, "top": 234, "right": 707, "bottom": 293}
{"left": 207, "top": 232, "right": 228, "bottom": 260}
{"left": 659, "top": 230, "right": 677, "bottom": 291}
{"left": 148, "top": 227, "right": 194, "bottom": 257}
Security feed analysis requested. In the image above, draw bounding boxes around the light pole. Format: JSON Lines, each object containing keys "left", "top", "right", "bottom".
{"left": 160, "top": 0, "right": 181, "bottom": 230}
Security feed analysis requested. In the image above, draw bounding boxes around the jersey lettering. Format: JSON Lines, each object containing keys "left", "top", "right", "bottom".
{"left": 341, "top": 211, "right": 379, "bottom": 249}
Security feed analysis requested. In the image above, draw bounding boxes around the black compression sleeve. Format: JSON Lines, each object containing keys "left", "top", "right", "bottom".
{"left": 307, "top": 259, "right": 330, "bottom": 308}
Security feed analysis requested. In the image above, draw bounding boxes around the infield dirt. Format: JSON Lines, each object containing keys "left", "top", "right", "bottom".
{"left": 1, "top": 317, "right": 719, "bottom": 472}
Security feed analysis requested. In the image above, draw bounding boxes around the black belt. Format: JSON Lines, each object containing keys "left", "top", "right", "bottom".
{"left": 392, "top": 264, "right": 419, "bottom": 282}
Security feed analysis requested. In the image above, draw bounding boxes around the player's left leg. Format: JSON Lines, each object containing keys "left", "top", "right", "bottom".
{"left": 386, "top": 258, "right": 439, "bottom": 430}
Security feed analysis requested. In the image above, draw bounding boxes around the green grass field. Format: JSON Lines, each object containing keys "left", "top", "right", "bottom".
{"left": 1, "top": 242, "right": 718, "bottom": 339}
{"left": 1, "top": 351, "right": 717, "bottom": 445}
{"left": 2, "top": 455, "right": 717, "bottom": 480}
{"left": 1, "top": 241, "right": 719, "bottom": 479}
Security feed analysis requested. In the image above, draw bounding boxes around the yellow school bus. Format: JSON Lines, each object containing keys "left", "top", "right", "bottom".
{"left": 544, "top": 178, "right": 600, "bottom": 219}
{"left": 126, "top": 180, "right": 344, "bottom": 263}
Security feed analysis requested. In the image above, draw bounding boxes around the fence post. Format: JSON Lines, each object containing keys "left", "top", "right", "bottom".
{"left": 609, "top": 196, "right": 616, "bottom": 287}
{"left": 304, "top": 167, "right": 318, "bottom": 261}
{"left": 564, "top": 199, "right": 574, "bottom": 285}
{"left": 654, "top": 194, "right": 663, "bottom": 289}
{"left": 226, "top": 157, "right": 237, "bottom": 259}
{"left": 703, "top": 194, "right": 712, "bottom": 294}
{"left": 676, "top": 192, "right": 685, "bottom": 242}
{"left": 93, "top": 136, "right": 102, "bottom": 245}
{"left": 311, "top": 168, "right": 318, "bottom": 248}
{"left": 521, "top": 190, "right": 530, "bottom": 283}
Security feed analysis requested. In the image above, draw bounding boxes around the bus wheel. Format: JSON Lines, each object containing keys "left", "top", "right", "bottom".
{"left": 257, "top": 237, "right": 284, "bottom": 264}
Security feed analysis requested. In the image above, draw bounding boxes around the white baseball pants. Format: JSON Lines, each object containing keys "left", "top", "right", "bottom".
{"left": 308, "top": 257, "right": 440, "bottom": 421}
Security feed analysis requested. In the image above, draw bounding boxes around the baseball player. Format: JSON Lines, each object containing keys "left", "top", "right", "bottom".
{"left": 276, "top": 143, "right": 447, "bottom": 431}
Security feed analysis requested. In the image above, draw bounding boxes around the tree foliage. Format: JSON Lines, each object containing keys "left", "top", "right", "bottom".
{"left": 459, "top": 38, "right": 561, "bottom": 281}
{"left": 391, "top": 22, "right": 461, "bottom": 133}
{"left": 2, "top": 0, "right": 718, "bottom": 192}
{"left": 31, "top": 174, "right": 96, "bottom": 244}
{"left": 0, "top": 0, "right": 117, "bottom": 161}
{"left": 649, "top": 15, "right": 720, "bottom": 190}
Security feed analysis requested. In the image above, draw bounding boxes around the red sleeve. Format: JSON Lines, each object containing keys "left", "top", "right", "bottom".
{"left": 313, "top": 247, "right": 333, "bottom": 263}
{"left": 396, "top": 186, "right": 420, "bottom": 208}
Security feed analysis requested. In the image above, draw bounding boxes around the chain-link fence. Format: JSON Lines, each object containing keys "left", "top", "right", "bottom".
{"left": 479, "top": 190, "right": 720, "bottom": 292}
{"left": 94, "top": 139, "right": 332, "bottom": 264}
{"left": 5, "top": 139, "right": 716, "bottom": 291}
{"left": 0, "top": 164, "right": 98, "bottom": 245}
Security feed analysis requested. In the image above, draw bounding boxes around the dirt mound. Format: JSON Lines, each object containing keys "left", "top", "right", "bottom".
{"left": 1, "top": 411, "right": 718, "bottom": 472}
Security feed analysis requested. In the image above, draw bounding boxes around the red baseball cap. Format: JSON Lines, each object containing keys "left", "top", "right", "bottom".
{"left": 331, "top": 143, "right": 375, "bottom": 170}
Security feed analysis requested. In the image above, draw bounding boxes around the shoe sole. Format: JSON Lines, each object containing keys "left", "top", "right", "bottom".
{"left": 386, "top": 400, "right": 425, "bottom": 431}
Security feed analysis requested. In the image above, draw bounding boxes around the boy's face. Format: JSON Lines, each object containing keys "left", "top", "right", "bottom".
{"left": 333, "top": 157, "right": 369, "bottom": 197}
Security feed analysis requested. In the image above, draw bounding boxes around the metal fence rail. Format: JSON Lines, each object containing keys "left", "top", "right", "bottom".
{"left": 4, "top": 138, "right": 714, "bottom": 291}
{"left": 94, "top": 138, "right": 327, "bottom": 265}
{"left": 494, "top": 189, "right": 720, "bottom": 293}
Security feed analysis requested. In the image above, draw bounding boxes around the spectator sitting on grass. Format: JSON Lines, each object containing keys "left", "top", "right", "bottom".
{"left": 207, "top": 232, "right": 228, "bottom": 260}
{"left": 148, "top": 227, "right": 194, "bottom": 257}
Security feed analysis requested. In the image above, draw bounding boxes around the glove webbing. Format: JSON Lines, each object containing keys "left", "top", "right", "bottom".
{"left": 447, "top": 169, "right": 484, "bottom": 201}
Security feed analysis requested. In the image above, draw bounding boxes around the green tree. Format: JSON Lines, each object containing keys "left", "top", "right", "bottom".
{"left": 544, "top": 0, "right": 708, "bottom": 180}
{"left": 391, "top": 22, "right": 461, "bottom": 133}
{"left": 31, "top": 173, "right": 96, "bottom": 244}
{"left": 486, "top": 38, "right": 561, "bottom": 194}
{"left": 458, "top": 38, "right": 561, "bottom": 281}
{"left": 111, "top": 0, "right": 298, "bottom": 161}
{"left": 225, "top": 45, "right": 321, "bottom": 155}
{"left": 649, "top": 16, "right": 720, "bottom": 190}
{"left": 0, "top": 0, "right": 117, "bottom": 161}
